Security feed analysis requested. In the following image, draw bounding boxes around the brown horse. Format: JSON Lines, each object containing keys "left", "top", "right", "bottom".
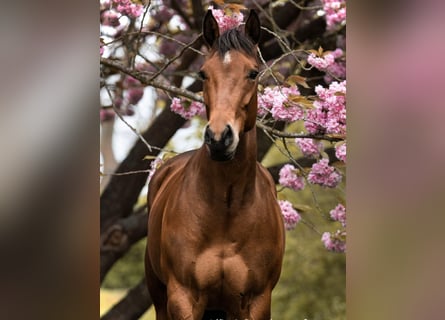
{"left": 146, "top": 10, "right": 285, "bottom": 320}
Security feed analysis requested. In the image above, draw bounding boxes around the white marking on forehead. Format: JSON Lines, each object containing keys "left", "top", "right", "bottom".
{"left": 223, "top": 51, "right": 232, "bottom": 65}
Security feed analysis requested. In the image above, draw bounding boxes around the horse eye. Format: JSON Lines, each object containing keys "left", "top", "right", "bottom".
{"left": 248, "top": 70, "right": 259, "bottom": 80}
{"left": 197, "top": 70, "right": 207, "bottom": 80}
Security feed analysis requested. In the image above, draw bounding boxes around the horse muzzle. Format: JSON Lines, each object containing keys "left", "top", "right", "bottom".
{"left": 204, "top": 124, "right": 237, "bottom": 161}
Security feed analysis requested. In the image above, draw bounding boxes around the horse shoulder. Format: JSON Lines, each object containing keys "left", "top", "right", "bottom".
{"left": 148, "top": 150, "right": 195, "bottom": 207}
{"left": 147, "top": 151, "right": 196, "bottom": 280}
{"left": 255, "top": 162, "right": 278, "bottom": 197}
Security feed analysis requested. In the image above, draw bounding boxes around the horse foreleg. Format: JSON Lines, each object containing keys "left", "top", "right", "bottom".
{"left": 167, "top": 282, "right": 206, "bottom": 320}
{"left": 145, "top": 256, "right": 168, "bottom": 320}
{"left": 247, "top": 291, "right": 272, "bottom": 320}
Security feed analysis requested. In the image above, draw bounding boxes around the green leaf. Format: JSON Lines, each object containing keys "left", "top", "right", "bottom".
{"left": 286, "top": 75, "right": 310, "bottom": 89}
{"left": 143, "top": 155, "right": 158, "bottom": 160}
{"left": 293, "top": 204, "right": 313, "bottom": 213}
{"left": 226, "top": 3, "right": 247, "bottom": 13}
{"left": 288, "top": 95, "right": 314, "bottom": 108}
{"left": 320, "top": 151, "right": 330, "bottom": 160}
{"left": 334, "top": 140, "right": 346, "bottom": 148}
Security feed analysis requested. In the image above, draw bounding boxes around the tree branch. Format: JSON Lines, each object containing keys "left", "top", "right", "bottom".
{"left": 101, "top": 279, "right": 152, "bottom": 320}
{"left": 256, "top": 121, "right": 345, "bottom": 142}
{"left": 267, "top": 147, "right": 337, "bottom": 183}
{"left": 100, "top": 58, "right": 204, "bottom": 103}
{"left": 100, "top": 105, "right": 185, "bottom": 234}
{"left": 100, "top": 207, "right": 148, "bottom": 282}
{"left": 191, "top": 0, "right": 205, "bottom": 29}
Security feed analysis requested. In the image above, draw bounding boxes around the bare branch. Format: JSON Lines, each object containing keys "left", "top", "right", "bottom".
{"left": 103, "top": 83, "right": 153, "bottom": 152}
{"left": 148, "top": 34, "right": 202, "bottom": 82}
{"left": 256, "top": 121, "right": 345, "bottom": 142}
{"left": 101, "top": 208, "right": 148, "bottom": 282}
{"left": 101, "top": 279, "right": 152, "bottom": 320}
{"left": 101, "top": 58, "right": 204, "bottom": 102}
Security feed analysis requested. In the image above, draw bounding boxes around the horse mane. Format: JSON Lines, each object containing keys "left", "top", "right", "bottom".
{"left": 214, "top": 28, "right": 257, "bottom": 58}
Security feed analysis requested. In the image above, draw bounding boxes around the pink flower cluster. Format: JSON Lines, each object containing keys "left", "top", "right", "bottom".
{"left": 100, "top": 108, "right": 115, "bottom": 122}
{"left": 321, "top": 230, "right": 346, "bottom": 252}
{"left": 170, "top": 98, "right": 206, "bottom": 120}
{"left": 152, "top": 5, "right": 175, "bottom": 23}
{"left": 148, "top": 156, "right": 164, "bottom": 183}
{"left": 321, "top": 0, "right": 346, "bottom": 30}
{"left": 258, "top": 86, "right": 303, "bottom": 121}
{"left": 123, "top": 76, "right": 144, "bottom": 105}
{"left": 329, "top": 203, "right": 346, "bottom": 227}
{"left": 278, "top": 200, "right": 301, "bottom": 230}
{"left": 307, "top": 48, "right": 345, "bottom": 81}
{"left": 102, "top": 10, "right": 121, "bottom": 27}
{"left": 308, "top": 159, "right": 342, "bottom": 188}
{"left": 295, "top": 138, "right": 323, "bottom": 158}
{"left": 160, "top": 34, "right": 192, "bottom": 57}
{"left": 305, "top": 80, "right": 346, "bottom": 135}
{"left": 335, "top": 142, "right": 346, "bottom": 162}
{"left": 307, "top": 49, "right": 340, "bottom": 70}
{"left": 113, "top": 0, "right": 143, "bottom": 19}
{"left": 209, "top": 6, "right": 244, "bottom": 33}
{"left": 279, "top": 164, "right": 305, "bottom": 191}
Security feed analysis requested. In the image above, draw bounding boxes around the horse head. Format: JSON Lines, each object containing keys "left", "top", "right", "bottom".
{"left": 200, "top": 10, "right": 261, "bottom": 161}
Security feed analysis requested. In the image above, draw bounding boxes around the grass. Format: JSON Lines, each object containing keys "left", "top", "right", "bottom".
{"left": 100, "top": 288, "right": 156, "bottom": 320}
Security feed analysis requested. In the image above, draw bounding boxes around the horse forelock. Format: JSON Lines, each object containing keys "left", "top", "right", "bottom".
{"left": 213, "top": 28, "right": 257, "bottom": 59}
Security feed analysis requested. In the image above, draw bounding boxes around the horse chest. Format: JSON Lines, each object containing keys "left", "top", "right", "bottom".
{"left": 194, "top": 246, "right": 252, "bottom": 295}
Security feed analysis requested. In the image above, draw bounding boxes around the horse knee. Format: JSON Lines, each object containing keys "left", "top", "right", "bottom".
{"left": 167, "top": 288, "right": 204, "bottom": 320}
{"left": 248, "top": 292, "right": 272, "bottom": 320}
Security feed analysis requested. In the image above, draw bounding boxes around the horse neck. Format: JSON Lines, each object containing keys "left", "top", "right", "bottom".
{"left": 196, "top": 127, "right": 257, "bottom": 189}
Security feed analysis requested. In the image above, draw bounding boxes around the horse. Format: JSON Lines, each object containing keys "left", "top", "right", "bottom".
{"left": 145, "top": 9, "right": 285, "bottom": 320}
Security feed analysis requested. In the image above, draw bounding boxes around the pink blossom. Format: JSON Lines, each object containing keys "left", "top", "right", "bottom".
{"left": 100, "top": 45, "right": 104, "bottom": 56}
{"left": 152, "top": 5, "right": 175, "bottom": 23}
{"left": 125, "top": 104, "right": 135, "bottom": 116}
{"left": 307, "top": 48, "right": 345, "bottom": 82}
{"left": 279, "top": 164, "right": 305, "bottom": 191}
{"left": 321, "top": 0, "right": 346, "bottom": 30}
{"left": 295, "top": 138, "right": 323, "bottom": 158}
{"left": 126, "top": 88, "right": 144, "bottom": 105}
{"left": 170, "top": 98, "right": 206, "bottom": 120}
{"left": 278, "top": 200, "right": 301, "bottom": 230}
{"left": 335, "top": 142, "right": 346, "bottom": 162}
{"left": 113, "top": 0, "right": 143, "bottom": 19}
{"left": 101, "top": 10, "right": 121, "bottom": 27}
{"left": 305, "top": 80, "right": 346, "bottom": 135}
{"left": 325, "top": 61, "right": 346, "bottom": 82}
{"left": 114, "top": 96, "right": 123, "bottom": 108}
{"left": 321, "top": 230, "right": 346, "bottom": 252}
{"left": 308, "top": 159, "right": 342, "bottom": 188}
{"left": 271, "top": 104, "right": 304, "bottom": 122}
{"left": 123, "top": 75, "right": 140, "bottom": 88}
{"left": 148, "top": 157, "right": 164, "bottom": 183}
{"left": 136, "top": 62, "right": 157, "bottom": 73}
{"left": 100, "top": 108, "right": 115, "bottom": 122}
{"left": 209, "top": 5, "right": 244, "bottom": 33}
{"left": 159, "top": 34, "right": 192, "bottom": 57}
{"left": 258, "top": 86, "right": 303, "bottom": 121}
{"left": 329, "top": 204, "right": 346, "bottom": 227}
{"left": 307, "top": 52, "right": 335, "bottom": 70}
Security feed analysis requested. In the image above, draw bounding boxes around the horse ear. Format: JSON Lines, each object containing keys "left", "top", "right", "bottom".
{"left": 245, "top": 10, "right": 261, "bottom": 45}
{"left": 203, "top": 10, "right": 220, "bottom": 48}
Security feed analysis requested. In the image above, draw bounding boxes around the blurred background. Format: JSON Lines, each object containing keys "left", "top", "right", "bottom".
{"left": 1, "top": 0, "right": 444, "bottom": 319}
{"left": 99, "top": 0, "right": 345, "bottom": 319}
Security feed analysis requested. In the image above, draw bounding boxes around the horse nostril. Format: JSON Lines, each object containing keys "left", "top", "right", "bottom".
{"left": 204, "top": 125, "right": 214, "bottom": 145}
{"left": 222, "top": 125, "right": 234, "bottom": 147}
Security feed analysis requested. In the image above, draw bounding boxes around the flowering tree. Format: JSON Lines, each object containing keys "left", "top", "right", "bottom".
{"left": 100, "top": 0, "right": 346, "bottom": 319}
